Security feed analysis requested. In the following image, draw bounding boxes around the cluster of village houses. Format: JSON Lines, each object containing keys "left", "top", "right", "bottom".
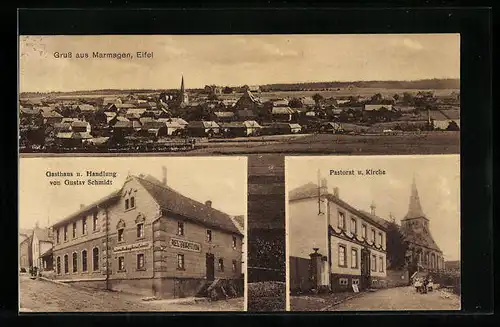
{"left": 19, "top": 77, "right": 460, "bottom": 150}
{"left": 288, "top": 178, "right": 452, "bottom": 293}
{"left": 19, "top": 168, "right": 245, "bottom": 299}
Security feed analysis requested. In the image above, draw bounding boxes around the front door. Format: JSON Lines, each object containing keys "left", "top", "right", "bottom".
{"left": 360, "top": 248, "right": 371, "bottom": 290}
{"left": 206, "top": 253, "right": 215, "bottom": 281}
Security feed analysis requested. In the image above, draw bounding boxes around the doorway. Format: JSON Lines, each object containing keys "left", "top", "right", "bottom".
{"left": 206, "top": 253, "right": 215, "bottom": 281}
{"left": 360, "top": 248, "right": 371, "bottom": 290}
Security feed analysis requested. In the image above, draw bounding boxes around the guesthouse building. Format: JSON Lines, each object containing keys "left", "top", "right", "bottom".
{"left": 50, "top": 169, "right": 243, "bottom": 299}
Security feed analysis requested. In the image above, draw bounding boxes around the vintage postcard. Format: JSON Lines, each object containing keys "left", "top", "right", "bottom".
{"left": 19, "top": 34, "right": 460, "bottom": 156}
{"left": 285, "top": 155, "right": 461, "bottom": 311}
{"left": 18, "top": 157, "right": 247, "bottom": 312}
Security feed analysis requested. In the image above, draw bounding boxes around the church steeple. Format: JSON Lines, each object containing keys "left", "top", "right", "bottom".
{"left": 180, "top": 75, "right": 185, "bottom": 94}
{"left": 179, "top": 75, "right": 188, "bottom": 105}
{"left": 404, "top": 176, "right": 427, "bottom": 220}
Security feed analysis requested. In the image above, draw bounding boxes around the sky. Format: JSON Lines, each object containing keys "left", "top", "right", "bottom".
{"left": 19, "top": 157, "right": 247, "bottom": 230}
{"left": 19, "top": 34, "right": 460, "bottom": 92}
{"left": 286, "top": 155, "right": 461, "bottom": 261}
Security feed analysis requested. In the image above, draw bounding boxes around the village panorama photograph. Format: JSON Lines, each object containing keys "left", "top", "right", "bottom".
{"left": 18, "top": 157, "right": 247, "bottom": 312}
{"left": 285, "top": 155, "right": 461, "bottom": 311}
{"left": 19, "top": 34, "right": 460, "bottom": 155}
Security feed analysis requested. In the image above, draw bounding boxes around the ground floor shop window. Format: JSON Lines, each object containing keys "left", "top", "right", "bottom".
{"left": 72, "top": 252, "right": 78, "bottom": 273}
{"left": 118, "top": 256, "right": 125, "bottom": 271}
{"left": 64, "top": 254, "right": 69, "bottom": 274}
{"left": 177, "top": 254, "right": 184, "bottom": 270}
{"left": 339, "top": 278, "right": 348, "bottom": 286}
{"left": 93, "top": 247, "right": 99, "bottom": 271}
{"left": 82, "top": 250, "right": 87, "bottom": 272}
{"left": 56, "top": 256, "right": 61, "bottom": 274}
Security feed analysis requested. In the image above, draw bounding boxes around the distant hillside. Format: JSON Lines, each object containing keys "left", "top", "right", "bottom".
{"left": 261, "top": 79, "right": 460, "bottom": 92}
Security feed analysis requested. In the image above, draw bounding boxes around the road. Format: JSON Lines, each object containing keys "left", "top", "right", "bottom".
{"left": 19, "top": 275, "right": 244, "bottom": 312}
{"left": 329, "top": 286, "right": 461, "bottom": 311}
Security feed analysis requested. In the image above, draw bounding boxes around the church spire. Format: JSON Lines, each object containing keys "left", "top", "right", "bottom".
{"left": 180, "top": 75, "right": 185, "bottom": 94}
{"left": 405, "top": 176, "right": 426, "bottom": 220}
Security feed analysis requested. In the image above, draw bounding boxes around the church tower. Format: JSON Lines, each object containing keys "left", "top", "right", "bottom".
{"left": 180, "top": 75, "right": 189, "bottom": 105}
{"left": 401, "top": 176, "right": 429, "bottom": 232}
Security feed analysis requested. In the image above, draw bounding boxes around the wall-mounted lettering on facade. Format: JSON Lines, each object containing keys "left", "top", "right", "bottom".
{"left": 170, "top": 238, "right": 201, "bottom": 253}
{"left": 113, "top": 241, "right": 152, "bottom": 254}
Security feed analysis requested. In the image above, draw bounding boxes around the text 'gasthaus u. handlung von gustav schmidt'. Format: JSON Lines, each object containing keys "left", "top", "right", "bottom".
{"left": 45, "top": 171, "right": 118, "bottom": 186}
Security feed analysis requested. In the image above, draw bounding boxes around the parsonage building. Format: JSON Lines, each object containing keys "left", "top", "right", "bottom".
{"left": 50, "top": 169, "right": 243, "bottom": 299}
{"left": 289, "top": 179, "right": 388, "bottom": 293}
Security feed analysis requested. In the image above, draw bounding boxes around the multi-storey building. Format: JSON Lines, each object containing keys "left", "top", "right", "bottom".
{"left": 289, "top": 179, "right": 388, "bottom": 293}
{"left": 50, "top": 169, "right": 243, "bottom": 299}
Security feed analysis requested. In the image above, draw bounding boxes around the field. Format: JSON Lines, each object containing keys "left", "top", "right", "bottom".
{"left": 20, "top": 87, "right": 459, "bottom": 102}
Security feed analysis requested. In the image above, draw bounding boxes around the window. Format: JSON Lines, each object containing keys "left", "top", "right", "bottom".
{"left": 82, "top": 250, "right": 87, "bottom": 272}
{"left": 351, "top": 248, "right": 359, "bottom": 269}
{"left": 378, "top": 232, "right": 383, "bottom": 246}
{"left": 130, "top": 196, "right": 135, "bottom": 208}
{"left": 137, "top": 223, "right": 144, "bottom": 238}
{"left": 64, "top": 225, "right": 68, "bottom": 241}
{"left": 56, "top": 229, "right": 60, "bottom": 244}
{"left": 362, "top": 224, "right": 367, "bottom": 239}
{"left": 177, "top": 222, "right": 184, "bottom": 236}
{"left": 93, "top": 213, "right": 98, "bottom": 231}
{"left": 338, "top": 212, "right": 345, "bottom": 229}
{"left": 232, "top": 260, "right": 237, "bottom": 272}
{"left": 177, "top": 254, "right": 185, "bottom": 270}
{"left": 350, "top": 217, "right": 357, "bottom": 235}
{"left": 118, "top": 228, "right": 124, "bottom": 242}
{"left": 371, "top": 229, "right": 376, "bottom": 243}
{"left": 64, "top": 254, "right": 69, "bottom": 274}
{"left": 379, "top": 256, "right": 384, "bottom": 272}
{"left": 206, "top": 230, "right": 212, "bottom": 242}
{"left": 218, "top": 258, "right": 224, "bottom": 272}
{"left": 232, "top": 236, "right": 237, "bottom": 249}
{"left": 137, "top": 253, "right": 145, "bottom": 269}
{"left": 72, "top": 222, "right": 77, "bottom": 238}
{"left": 92, "top": 247, "right": 99, "bottom": 271}
{"left": 338, "top": 244, "right": 347, "bottom": 267}
{"left": 125, "top": 199, "right": 129, "bottom": 210}
{"left": 339, "top": 278, "right": 348, "bottom": 286}
{"left": 371, "top": 254, "right": 377, "bottom": 272}
{"left": 56, "top": 256, "right": 61, "bottom": 274}
{"left": 82, "top": 218, "right": 87, "bottom": 235}
{"left": 72, "top": 252, "right": 78, "bottom": 273}
{"left": 118, "top": 257, "right": 125, "bottom": 271}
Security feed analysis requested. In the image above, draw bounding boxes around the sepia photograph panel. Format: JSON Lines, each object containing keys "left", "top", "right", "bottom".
{"left": 19, "top": 34, "right": 459, "bottom": 156}
{"left": 18, "top": 157, "right": 247, "bottom": 312}
{"left": 285, "top": 155, "right": 460, "bottom": 311}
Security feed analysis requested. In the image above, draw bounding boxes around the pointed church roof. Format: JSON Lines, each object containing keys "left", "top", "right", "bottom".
{"left": 403, "top": 177, "right": 427, "bottom": 220}
{"left": 180, "top": 75, "right": 185, "bottom": 93}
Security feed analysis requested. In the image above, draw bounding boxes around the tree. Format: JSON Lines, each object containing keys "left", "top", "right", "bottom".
{"left": 386, "top": 221, "right": 409, "bottom": 270}
{"left": 446, "top": 121, "right": 460, "bottom": 131}
{"left": 207, "top": 93, "right": 219, "bottom": 101}
{"left": 370, "top": 93, "right": 383, "bottom": 104}
{"left": 403, "top": 92, "right": 414, "bottom": 105}
{"left": 312, "top": 93, "right": 324, "bottom": 106}
{"left": 393, "top": 93, "right": 400, "bottom": 102}
{"left": 289, "top": 98, "right": 303, "bottom": 109}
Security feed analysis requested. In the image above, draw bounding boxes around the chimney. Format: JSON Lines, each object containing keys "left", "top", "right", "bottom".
{"left": 333, "top": 187, "right": 339, "bottom": 198}
{"left": 80, "top": 204, "right": 85, "bottom": 210}
{"left": 370, "top": 202, "right": 376, "bottom": 215}
{"left": 319, "top": 178, "right": 328, "bottom": 194}
{"left": 162, "top": 166, "right": 167, "bottom": 186}
{"left": 205, "top": 200, "right": 212, "bottom": 208}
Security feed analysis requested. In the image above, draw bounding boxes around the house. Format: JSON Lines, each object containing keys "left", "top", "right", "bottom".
{"left": 31, "top": 226, "right": 53, "bottom": 272}
{"left": 104, "top": 112, "right": 118, "bottom": 124}
{"left": 187, "top": 121, "right": 220, "bottom": 137}
{"left": 301, "top": 97, "right": 316, "bottom": 108}
{"left": 401, "top": 178, "right": 445, "bottom": 274}
{"left": 271, "top": 107, "right": 296, "bottom": 122}
{"left": 157, "top": 119, "right": 184, "bottom": 136}
{"left": 430, "top": 110, "right": 460, "bottom": 130}
{"left": 319, "top": 122, "right": 343, "bottom": 134}
{"left": 126, "top": 108, "right": 148, "bottom": 121}
{"left": 288, "top": 180, "right": 388, "bottom": 293}
{"left": 213, "top": 111, "right": 236, "bottom": 122}
{"left": 234, "top": 90, "right": 262, "bottom": 111}
{"left": 102, "top": 97, "right": 122, "bottom": 106}
{"left": 71, "top": 121, "right": 92, "bottom": 133}
{"left": 364, "top": 104, "right": 394, "bottom": 112}
{"left": 20, "top": 233, "right": 33, "bottom": 272}
{"left": 109, "top": 115, "right": 130, "bottom": 127}
{"left": 263, "top": 123, "right": 302, "bottom": 135}
{"left": 55, "top": 132, "right": 93, "bottom": 148}
{"left": 138, "top": 121, "right": 166, "bottom": 138}
{"left": 77, "top": 104, "right": 96, "bottom": 112}
{"left": 236, "top": 109, "right": 257, "bottom": 121}
{"left": 40, "top": 110, "right": 64, "bottom": 124}
{"left": 49, "top": 169, "right": 243, "bottom": 299}
{"left": 220, "top": 121, "right": 262, "bottom": 137}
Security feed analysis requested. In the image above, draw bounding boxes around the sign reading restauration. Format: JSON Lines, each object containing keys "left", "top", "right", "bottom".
{"left": 113, "top": 241, "right": 152, "bottom": 254}
{"left": 170, "top": 238, "right": 201, "bottom": 253}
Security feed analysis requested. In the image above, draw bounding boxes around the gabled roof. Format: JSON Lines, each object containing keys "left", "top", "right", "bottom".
{"left": 364, "top": 104, "right": 394, "bottom": 111}
{"left": 41, "top": 110, "right": 63, "bottom": 118}
{"left": 289, "top": 183, "right": 389, "bottom": 231}
{"left": 71, "top": 121, "right": 90, "bottom": 128}
{"left": 272, "top": 107, "right": 295, "bottom": 115}
{"left": 33, "top": 227, "right": 51, "bottom": 243}
{"left": 78, "top": 104, "right": 96, "bottom": 111}
{"left": 188, "top": 121, "right": 220, "bottom": 128}
{"left": 113, "top": 121, "right": 133, "bottom": 128}
{"left": 135, "top": 176, "right": 242, "bottom": 235}
{"left": 243, "top": 120, "right": 262, "bottom": 128}
{"left": 213, "top": 111, "right": 235, "bottom": 118}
